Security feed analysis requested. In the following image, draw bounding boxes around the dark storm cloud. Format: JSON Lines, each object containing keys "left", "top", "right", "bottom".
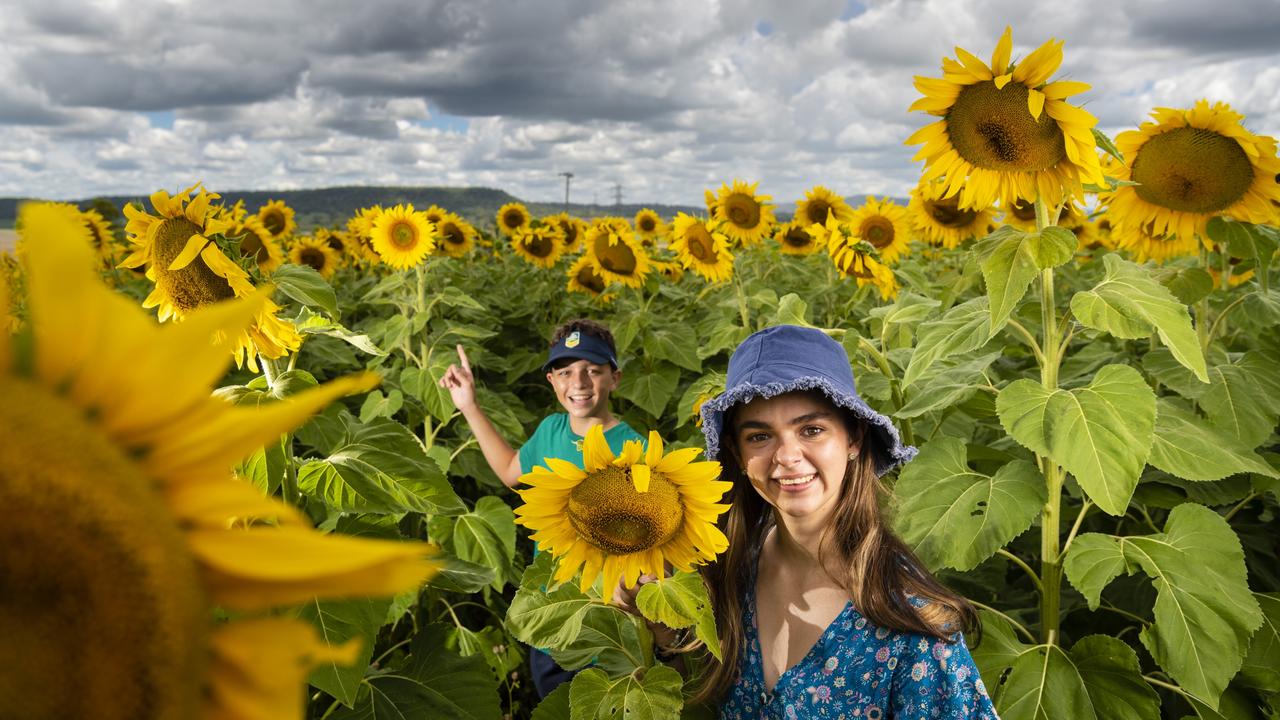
{"left": 1125, "top": 0, "right": 1280, "bottom": 55}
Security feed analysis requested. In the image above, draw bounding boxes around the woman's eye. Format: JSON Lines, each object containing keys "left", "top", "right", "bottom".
{"left": 802, "top": 425, "right": 825, "bottom": 437}
{"left": 745, "top": 432, "right": 768, "bottom": 443}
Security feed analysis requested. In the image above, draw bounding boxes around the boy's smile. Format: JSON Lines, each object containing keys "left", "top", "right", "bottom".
{"left": 546, "top": 358, "right": 619, "bottom": 422}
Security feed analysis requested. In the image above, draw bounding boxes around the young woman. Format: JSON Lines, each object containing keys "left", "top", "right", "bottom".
{"left": 694, "top": 324, "right": 998, "bottom": 718}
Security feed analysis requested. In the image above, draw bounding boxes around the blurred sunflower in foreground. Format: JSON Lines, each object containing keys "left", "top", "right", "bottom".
{"left": 1103, "top": 100, "right": 1280, "bottom": 245}
{"left": 120, "top": 185, "right": 300, "bottom": 370}
{"left": 906, "top": 26, "right": 1103, "bottom": 210}
{"left": 1, "top": 204, "right": 438, "bottom": 720}
{"left": 515, "top": 426, "right": 730, "bottom": 592}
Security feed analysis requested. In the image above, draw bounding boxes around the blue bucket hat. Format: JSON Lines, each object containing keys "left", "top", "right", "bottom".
{"left": 700, "top": 325, "right": 916, "bottom": 476}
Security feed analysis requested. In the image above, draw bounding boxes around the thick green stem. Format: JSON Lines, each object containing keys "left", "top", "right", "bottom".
{"left": 733, "top": 274, "right": 750, "bottom": 328}
{"left": 1034, "top": 196, "right": 1064, "bottom": 645}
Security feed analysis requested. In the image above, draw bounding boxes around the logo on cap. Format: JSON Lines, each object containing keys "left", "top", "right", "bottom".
{"left": 565, "top": 331, "right": 580, "bottom": 349}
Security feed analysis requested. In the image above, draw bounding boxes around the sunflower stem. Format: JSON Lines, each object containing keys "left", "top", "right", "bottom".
{"left": 1033, "top": 195, "right": 1064, "bottom": 646}
{"left": 733, "top": 273, "right": 750, "bottom": 329}
{"left": 1197, "top": 246, "right": 1212, "bottom": 352}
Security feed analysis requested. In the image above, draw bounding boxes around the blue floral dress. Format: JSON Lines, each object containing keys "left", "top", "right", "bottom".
{"left": 720, "top": 585, "right": 998, "bottom": 719}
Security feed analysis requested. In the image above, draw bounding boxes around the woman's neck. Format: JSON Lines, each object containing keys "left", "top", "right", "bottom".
{"left": 769, "top": 513, "right": 841, "bottom": 579}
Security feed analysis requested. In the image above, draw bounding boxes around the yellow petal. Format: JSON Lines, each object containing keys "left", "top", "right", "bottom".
{"left": 954, "top": 46, "right": 993, "bottom": 81}
{"left": 632, "top": 464, "right": 651, "bottom": 493}
{"left": 1027, "top": 88, "right": 1046, "bottom": 120}
{"left": 993, "top": 73, "right": 1013, "bottom": 90}
{"left": 165, "top": 477, "right": 307, "bottom": 528}
{"left": 581, "top": 424, "right": 613, "bottom": 471}
{"left": 1042, "top": 80, "right": 1091, "bottom": 100}
{"left": 544, "top": 457, "right": 588, "bottom": 482}
{"left": 990, "top": 26, "right": 1013, "bottom": 76}
{"left": 616, "top": 438, "right": 644, "bottom": 466}
{"left": 1012, "top": 38, "right": 1063, "bottom": 87}
{"left": 655, "top": 446, "right": 703, "bottom": 474}
{"left": 168, "top": 233, "right": 209, "bottom": 271}
{"left": 645, "top": 431, "right": 663, "bottom": 467}
{"left": 205, "top": 618, "right": 361, "bottom": 720}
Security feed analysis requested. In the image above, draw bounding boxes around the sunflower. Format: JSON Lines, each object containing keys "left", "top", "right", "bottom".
{"left": 256, "top": 200, "right": 297, "bottom": 241}
{"left": 515, "top": 426, "right": 731, "bottom": 592}
{"left": 233, "top": 216, "right": 284, "bottom": 273}
{"left": 1001, "top": 198, "right": 1086, "bottom": 233}
{"left": 1103, "top": 100, "right": 1280, "bottom": 246}
{"left": 713, "top": 179, "right": 776, "bottom": 246}
{"left": 496, "top": 202, "right": 532, "bottom": 236}
{"left": 704, "top": 189, "right": 720, "bottom": 219}
{"left": 906, "top": 26, "right": 1103, "bottom": 211}
{"left": 670, "top": 213, "right": 733, "bottom": 282}
{"left": 908, "top": 179, "right": 996, "bottom": 248}
{"left": 1111, "top": 221, "right": 1199, "bottom": 263}
{"left": 372, "top": 204, "right": 436, "bottom": 270}
{"left": 551, "top": 213, "right": 588, "bottom": 253}
{"left": 423, "top": 204, "right": 448, "bottom": 226}
{"left": 634, "top": 208, "right": 667, "bottom": 245}
{"left": 119, "top": 187, "right": 300, "bottom": 369}
{"left": 290, "top": 235, "right": 341, "bottom": 279}
{"left": 812, "top": 216, "right": 900, "bottom": 300}
{"left": 345, "top": 206, "right": 383, "bottom": 263}
{"left": 566, "top": 254, "right": 609, "bottom": 297}
{"left": 435, "top": 213, "right": 476, "bottom": 258}
{"left": 795, "top": 185, "right": 855, "bottom": 227}
{"left": 773, "top": 220, "right": 825, "bottom": 256}
{"left": 511, "top": 225, "right": 566, "bottom": 269}
{"left": 653, "top": 259, "right": 684, "bottom": 283}
{"left": 587, "top": 220, "right": 651, "bottom": 288}
{"left": 318, "top": 227, "right": 349, "bottom": 261}
{"left": 81, "top": 208, "right": 118, "bottom": 263}
{"left": 848, "top": 197, "right": 912, "bottom": 264}
{"left": 3, "top": 204, "right": 437, "bottom": 720}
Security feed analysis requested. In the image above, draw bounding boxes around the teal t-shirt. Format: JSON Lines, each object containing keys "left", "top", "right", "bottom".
{"left": 518, "top": 413, "right": 644, "bottom": 474}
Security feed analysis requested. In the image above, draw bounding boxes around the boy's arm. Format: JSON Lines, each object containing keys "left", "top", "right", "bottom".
{"left": 439, "top": 345, "right": 523, "bottom": 488}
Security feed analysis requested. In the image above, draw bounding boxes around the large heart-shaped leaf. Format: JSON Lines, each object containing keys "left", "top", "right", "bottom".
{"left": 903, "top": 296, "right": 994, "bottom": 388}
{"left": 616, "top": 361, "right": 680, "bottom": 417}
{"left": 973, "top": 224, "right": 1077, "bottom": 334}
{"left": 549, "top": 605, "right": 651, "bottom": 676}
{"left": 1070, "top": 255, "right": 1207, "bottom": 382}
{"left": 450, "top": 497, "right": 518, "bottom": 591}
{"left": 296, "top": 597, "right": 392, "bottom": 708}
{"left": 569, "top": 666, "right": 684, "bottom": 720}
{"left": 636, "top": 571, "right": 722, "bottom": 660}
{"left": 1240, "top": 592, "right": 1280, "bottom": 693}
{"left": 894, "top": 437, "right": 1044, "bottom": 571}
{"left": 506, "top": 553, "right": 598, "bottom": 650}
{"left": 997, "top": 364, "right": 1155, "bottom": 515}
{"left": 1197, "top": 351, "right": 1280, "bottom": 448}
{"left": 1062, "top": 504, "right": 1263, "bottom": 707}
{"left": 272, "top": 262, "right": 339, "bottom": 319}
{"left": 1148, "top": 399, "right": 1279, "bottom": 481}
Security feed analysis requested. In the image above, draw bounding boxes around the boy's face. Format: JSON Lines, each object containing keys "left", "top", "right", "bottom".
{"left": 546, "top": 358, "right": 619, "bottom": 419}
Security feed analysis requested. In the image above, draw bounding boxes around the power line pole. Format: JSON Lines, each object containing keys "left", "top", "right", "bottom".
{"left": 558, "top": 172, "right": 573, "bottom": 212}
{"left": 612, "top": 183, "right": 623, "bottom": 208}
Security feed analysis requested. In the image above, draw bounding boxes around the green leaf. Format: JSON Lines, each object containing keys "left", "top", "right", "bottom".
{"left": 616, "top": 362, "right": 679, "bottom": 417}
{"left": 991, "top": 634, "right": 1159, "bottom": 720}
{"left": 271, "top": 262, "right": 339, "bottom": 319}
{"left": 775, "top": 292, "right": 811, "bottom": 326}
{"left": 1198, "top": 351, "right": 1280, "bottom": 448}
{"left": 614, "top": 314, "right": 645, "bottom": 355}
{"left": 1062, "top": 504, "right": 1263, "bottom": 707}
{"left": 401, "top": 353, "right": 458, "bottom": 424}
{"left": 549, "top": 605, "right": 651, "bottom": 675}
{"left": 330, "top": 624, "right": 501, "bottom": 720}
{"left": 238, "top": 441, "right": 286, "bottom": 495}
{"left": 1092, "top": 128, "right": 1125, "bottom": 163}
{"left": 649, "top": 324, "right": 701, "bottom": 373}
{"left": 998, "top": 364, "right": 1156, "bottom": 515}
{"left": 296, "top": 307, "right": 386, "bottom": 356}
{"left": 297, "top": 424, "right": 465, "bottom": 515}
{"left": 436, "top": 285, "right": 487, "bottom": 311}
{"left": 698, "top": 322, "right": 748, "bottom": 360}
{"left": 1148, "top": 399, "right": 1279, "bottom": 481}
{"left": 1070, "top": 254, "right": 1208, "bottom": 382}
{"left": 568, "top": 666, "right": 684, "bottom": 720}
{"left": 894, "top": 437, "right": 1045, "bottom": 571}
{"left": 1239, "top": 290, "right": 1280, "bottom": 330}
{"left": 1240, "top": 592, "right": 1280, "bottom": 693}
{"left": 636, "top": 571, "right": 722, "bottom": 661}
{"left": 296, "top": 597, "right": 392, "bottom": 708}
{"left": 896, "top": 351, "right": 1000, "bottom": 418}
{"left": 427, "top": 553, "right": 498, "bottom": 594}
{"left": 1155, "top": 266, "right": 1215, "bottom": 306}
{"left": 531, "top": 682, "right": 572, "bottom": 720}
{"left": 973, "top": 225, "right": 1077, "bottom": 333}
{"left": 870, "top": 292, "right": 940, "bottom": 329}
{"left": 1208, "top": 217, "right": 1278, "bottom": 279}
{"left": 971, "top": 608, "right": 1031, "bottom": 686}
{"left": 1142, "top": 347, "right": 1211, "bottom": 400}
{"left": 452, "top": 497, "right": 517, "bottom": 591}
{"left": 506, "top": 554, "right": 598, "bottom": 650}
{"left": 903, "top": 296, "right": 994, "bottom": 388}
{"left": 359, "top": 388, "right": 403, "bottom": 422}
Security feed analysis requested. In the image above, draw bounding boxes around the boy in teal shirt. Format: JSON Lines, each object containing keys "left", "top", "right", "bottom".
{"left": 438, "top": 318, "right": 644, "bottom": 696}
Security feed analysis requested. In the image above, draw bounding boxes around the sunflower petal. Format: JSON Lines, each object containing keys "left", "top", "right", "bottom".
{"left": 990, "top": 26, "right": 1013, "bottom": 76}
{"left": 632, "top": 464, "right": 651, "bottom": 493}
{"left": 645, "top": 431, "right": 664, "bottom": 467}
{"left": 582, "top": 424, "right": 613, "bottom": 471}
{"left": 1027, "top": 89, "right": 1046, "bottom": 121}
{"left": 544, "top": 457, "right": 588, "bottom": 482}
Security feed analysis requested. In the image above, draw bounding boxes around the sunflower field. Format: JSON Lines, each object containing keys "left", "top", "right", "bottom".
{"left": 4, "top": 24, "right": 1280, "bottom": 720}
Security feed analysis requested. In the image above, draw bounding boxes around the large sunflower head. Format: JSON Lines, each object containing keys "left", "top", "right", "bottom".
{"left": 773, "top": 220, "right": 825, "bottom": 256}
{"left": 849, "top": 196, "right": 912, "bottom": 265}
{"left": 795, "top": 185, "right": 854, "bottom": 227}
{"left": 435, "top": 212, "right": 476, "bottom": 258}
{"left": 1103, "top": 100, "right": 1280, "bottom": 245}
{"left": 371, "top": 204, "right": 436, "bottom": 270}
{"left": 670, "top": 213, "right": 734, "bottom": 282}
{"left": 511, "top": 225, "right": 566, "bottom": 268}
{"left": 515, "top": 426, "right": 731, "bottom": 592}
{"left": 566, "top": 254, "right": 609, "bottom": 297}
{"left": 586, "top": 220, "right": 652, "bottom": 288}
{"left": 3, "top": 204, "right": 438, "bottom": 720}
{"left": 550, "top": 213, "right": 588, "bottom": 253}
{"left": 119, "top": 186, "right": 299, "bottom": 369}
{"left": 812, "top": 216, "right": 900, "bottom": 300}
{"left": 290, "top": 234, "right": 342, "bottom": 279}
{"left": 634, "top": 208, "right": 667, "bottom": 245}
{"left": 713, "top": 179, "right": 776, "bottom": 246}
{"left": 256, "top": 200, "right": 297, "bottom": 241}
{"left": 908, "top": 179, "right": 996, "bottom": 249}
{"left": 496, "top": 202, "right": 532, "bottom": 236}
{"left": 906, "top": 26, "right": 1103, "bottom": 210}
{"left": 233, "top": 215, "right": 285, "bottom": 273}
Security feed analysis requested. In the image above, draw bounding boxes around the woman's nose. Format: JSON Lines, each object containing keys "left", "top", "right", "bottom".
{"left": 773, "top": 434, "right": 803, "bottom": 465}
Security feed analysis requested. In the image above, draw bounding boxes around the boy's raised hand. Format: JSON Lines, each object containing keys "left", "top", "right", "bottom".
{"left": 438, "top": 344, "right": 478, "bottom": 411}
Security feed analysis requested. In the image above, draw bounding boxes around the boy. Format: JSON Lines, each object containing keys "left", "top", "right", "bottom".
{"left": 438, "top": 318, "right": 644, "bottom": 696}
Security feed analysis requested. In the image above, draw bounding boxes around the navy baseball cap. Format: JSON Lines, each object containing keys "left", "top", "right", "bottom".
{"left": 543, "top": 330, "right": 618, "bottom": 371}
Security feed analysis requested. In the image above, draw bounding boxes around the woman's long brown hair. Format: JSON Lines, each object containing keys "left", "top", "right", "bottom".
{"left": 691, "top": 398, "right": 978, "bottom": 705}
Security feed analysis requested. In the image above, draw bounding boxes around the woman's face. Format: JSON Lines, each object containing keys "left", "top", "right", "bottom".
{"left": 732, "top": 391, "right": 860, "bottom": 525}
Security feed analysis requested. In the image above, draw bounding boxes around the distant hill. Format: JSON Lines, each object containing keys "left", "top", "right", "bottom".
{"left": 0, "top": 186, "right": 714, "bottom": 231}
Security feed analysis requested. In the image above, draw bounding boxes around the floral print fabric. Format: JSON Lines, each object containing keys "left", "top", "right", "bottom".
{"left": 720, "top": 588, "right": 999, "bottom": 719}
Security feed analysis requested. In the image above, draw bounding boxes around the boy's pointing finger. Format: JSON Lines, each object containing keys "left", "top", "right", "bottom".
{"left": 457, "top": 344, "right": 471, "bottom": 372}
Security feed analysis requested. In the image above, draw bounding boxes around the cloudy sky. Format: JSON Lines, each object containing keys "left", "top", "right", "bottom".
{"left": 3, "top": 0, "right": 1278, "bottom": 207}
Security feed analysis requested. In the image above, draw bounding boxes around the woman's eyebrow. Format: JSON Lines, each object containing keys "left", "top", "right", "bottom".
{"left": 737, "top": 411, "right": 835, "bottom": 432}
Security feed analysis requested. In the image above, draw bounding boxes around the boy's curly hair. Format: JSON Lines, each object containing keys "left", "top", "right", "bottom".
{"left": 549, "top": 318, "right": 617, "bottom": 356}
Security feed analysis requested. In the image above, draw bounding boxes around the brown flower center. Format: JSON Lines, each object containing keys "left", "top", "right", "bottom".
{"left": 860, "top": 216, "right": 895, "bottom": 249}
{"left": 566, "top": 466, "right": 683, "bottom": 555}
{"left": 261, "top": 209, "right": 287, "bottom": 237}
{"left": 685, "top": 225, "right": 715, "bottom": 261}
{"left": 298, "top": 247, "right": 328, "bottom": 272}
{"left": 153, "top": 218, "right": 235, "bottom": 312}
{"left": 925, "top": 196, "right": 980, "bottom": 229}
{"left": 723, "top": 193, "right": 762, "bottom": 229}
{"left": 501, "top": 209, "right": 526, "bottom": 230}
{"left": 803, "top": 200, "right": 832, "bottom": 226}
{"left": 593, "top": 235, "right": 638, "bottom": 274}
{"left": 947, "top": 81, "right": 1067, "bottom": 172}
{"left": 575, "top": 264, "right": 606, "bottom": 294}
{"left": 1130, "top": 126, "right": 1254, "bottom": 214}
{"left": 782, "top": 226, "right": 813, "bottom": 249}
{"left": 391, "top": 221, "right": 418, "bottom": 249}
